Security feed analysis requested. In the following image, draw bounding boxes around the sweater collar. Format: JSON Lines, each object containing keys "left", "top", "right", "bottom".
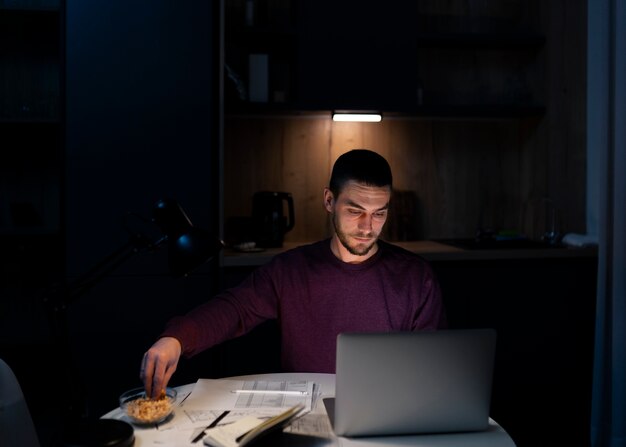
{"left": 323, "top": 238, "right": 384, "bottom": 271}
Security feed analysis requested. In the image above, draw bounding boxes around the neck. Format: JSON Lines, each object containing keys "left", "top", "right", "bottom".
{"left": 329, "top": 235, "right": 379, "bottom": 264}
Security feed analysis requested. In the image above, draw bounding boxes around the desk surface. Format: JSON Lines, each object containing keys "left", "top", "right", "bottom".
{"left": 103, "top": 372, "right": 516, "bottom": 447}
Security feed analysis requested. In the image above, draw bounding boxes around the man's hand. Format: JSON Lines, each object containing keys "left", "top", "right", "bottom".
{"left": 140, "top": 337, "right": 182, "bottom": 399}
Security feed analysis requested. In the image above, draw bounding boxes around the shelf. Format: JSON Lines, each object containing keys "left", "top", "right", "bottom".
{"left": 0, "top": 6, "right": 60, "bottom": 25}
{"left": 225, "top": 28, "right": 297, "bottom": 55}
{"left": 0, "top": 5, "right": 61, "bottom": 122}
{"left": 224, "top": 103, "right": 545, "bottom": 119}
{"left": 415, "top": 32, "right": 545, "bottom": 49}
{"left": 224, "top": 2, "right": 545, "bottom": 120}
{"left": 0, "top": 118, "right": 61, "bottom": 124}
{"left": 221, "top": 240, "right": 598, "bottom": 267}
{"left": 226, "top": 25, "right": 298, "bottom": 37}
{"left": 0, "top": 4, "right": 59, "bottom": 13}
{"left": 392, "top": 104, "right": 546, "bottom": 119}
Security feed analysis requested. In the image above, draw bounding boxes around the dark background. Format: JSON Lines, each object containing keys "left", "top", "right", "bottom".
{"left": 0, "top": 1, "right": 596, "bottom": 447}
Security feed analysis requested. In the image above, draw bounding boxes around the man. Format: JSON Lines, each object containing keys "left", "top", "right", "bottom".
{"left": 141, "top": 149, "right": 446, "bottom": 397}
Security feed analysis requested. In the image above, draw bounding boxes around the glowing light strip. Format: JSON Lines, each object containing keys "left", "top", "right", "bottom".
{"left": 332, "top": 113, "right": 382, "bottom": 122}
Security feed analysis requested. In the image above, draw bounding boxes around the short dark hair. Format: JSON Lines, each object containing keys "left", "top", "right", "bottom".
{"left": 329, "top": 149, "right": 392, "bottom": 196}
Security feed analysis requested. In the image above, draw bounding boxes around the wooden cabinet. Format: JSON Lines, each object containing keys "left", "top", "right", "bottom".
{"left": 224, "top": 0, "right": 545, "bottom": 117}
{"left": 410, "top": 2, "right": 545, "bottom": 117}
{"left": 224, "top": 0, "right": 297, "bottom": 111}
{"left": 411, "top": 32, "right": 545, "bottom": 117}
{"left": 220, "top": 1, "right": 585, "bottom": 253}
{"left": 294, "top": 0, "right": 418, "bottom": 112}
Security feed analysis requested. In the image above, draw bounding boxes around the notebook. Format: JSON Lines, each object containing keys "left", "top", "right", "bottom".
{"left": 325, "top": 328, "right": 497, "bottom": 437}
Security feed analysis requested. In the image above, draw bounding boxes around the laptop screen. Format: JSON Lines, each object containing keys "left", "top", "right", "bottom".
{"left": 330, "top": 329, "right": 496, "bottom": 437}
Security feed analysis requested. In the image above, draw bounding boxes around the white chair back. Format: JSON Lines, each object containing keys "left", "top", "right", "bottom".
{"left": 0, "top": 358, "right": 40, "bottom": 447}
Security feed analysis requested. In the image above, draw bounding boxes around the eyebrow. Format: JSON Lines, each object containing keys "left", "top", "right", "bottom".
{"left": 345, "top": 200, "right": 389, "bottom": 212}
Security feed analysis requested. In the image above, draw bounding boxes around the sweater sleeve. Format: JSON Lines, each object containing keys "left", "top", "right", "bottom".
{"left": 411, "top": 263, "right": 448, "bottom": 330}
{"left": 160, "top": 262, "right": 280, "bottom": 358}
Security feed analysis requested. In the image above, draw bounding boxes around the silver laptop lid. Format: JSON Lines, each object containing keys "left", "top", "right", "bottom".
{"left": 332, "top": 329, "right": 496, "bottom": 437}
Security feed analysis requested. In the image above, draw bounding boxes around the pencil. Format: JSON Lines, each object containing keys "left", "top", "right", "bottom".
{"left": 191, "top": 410, "right": 230, "bottom": 443}
{"left": 232, "top": 389, "right": 309, "bottom": 396}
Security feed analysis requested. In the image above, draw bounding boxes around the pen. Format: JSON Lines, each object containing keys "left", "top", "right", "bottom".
{"left": 191, "top": 410, "right": 230, "bottom": 443}
{"left": 232, "top": 389, "right": 309, "bottom": 396}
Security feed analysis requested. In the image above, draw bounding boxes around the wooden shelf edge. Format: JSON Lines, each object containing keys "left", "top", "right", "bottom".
{"left": 225, "top": 104, "right": 546, "bottom": 120}
{"left": 220, "top": 240, "right": 596, "bottom": 267}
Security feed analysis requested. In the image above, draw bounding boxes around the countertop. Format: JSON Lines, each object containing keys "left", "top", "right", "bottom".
{"left": 221, "top": 240, "right": 598, "bottom": 267}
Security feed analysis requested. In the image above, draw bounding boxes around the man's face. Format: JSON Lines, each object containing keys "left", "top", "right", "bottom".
{"left": 324, "top": 181, "right": 391, "bottom": 260}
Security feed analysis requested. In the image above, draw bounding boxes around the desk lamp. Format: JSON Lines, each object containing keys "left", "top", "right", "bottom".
{"left": 153, "top": 198, "right": 224, "bottom": 277}
{"left": 52, "top": 198, "right": 223, "bottom": 447}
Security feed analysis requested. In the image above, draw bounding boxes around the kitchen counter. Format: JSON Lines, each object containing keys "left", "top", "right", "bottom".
{"left": 221, "top": 240, "right": 598, "bottom": 267}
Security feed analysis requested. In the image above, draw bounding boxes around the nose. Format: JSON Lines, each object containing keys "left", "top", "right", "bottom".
{"left": 358, "top": 214, "right": 373, "bottom": 232}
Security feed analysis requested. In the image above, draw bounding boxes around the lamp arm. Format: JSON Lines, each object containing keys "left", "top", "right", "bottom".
{"left": 65, "top": 234, "right": 167, "bottom": 306}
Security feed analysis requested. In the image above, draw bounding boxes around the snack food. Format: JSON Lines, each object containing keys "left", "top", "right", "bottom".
{"left": 120, "top": 387, "right": 177, "bottom": 424}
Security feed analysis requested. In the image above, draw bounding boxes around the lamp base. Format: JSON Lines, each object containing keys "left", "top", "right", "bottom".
{"left": 62, "top": 419, "right": 134, "bottom": 447}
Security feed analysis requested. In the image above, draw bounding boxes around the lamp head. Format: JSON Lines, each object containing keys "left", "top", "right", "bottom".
{"left": 153, "top": 199, "right": 223, "bottom": 277}
{"left": 153, "top": 198, "right": 193, "bottom": 237}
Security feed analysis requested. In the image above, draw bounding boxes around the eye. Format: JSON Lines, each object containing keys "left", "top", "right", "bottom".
{"left": 347, "top": 209, "right": 362, "bottom": 216}
{"left": 373, "top": 211, "right": 387, "bottom": 218}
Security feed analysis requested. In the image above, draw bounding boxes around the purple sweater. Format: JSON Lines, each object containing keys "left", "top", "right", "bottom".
{"left": 161, "top": 239, "right": 447, "bottom": 373}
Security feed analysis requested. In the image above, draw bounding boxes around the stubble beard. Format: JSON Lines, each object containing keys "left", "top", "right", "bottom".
{"left": 332, "top": 213, "right": 378, "bottom": 256}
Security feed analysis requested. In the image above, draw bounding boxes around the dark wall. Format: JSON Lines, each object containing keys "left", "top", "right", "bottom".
{"left": 64, "top": 0, "right": 220, "bottom": 421}
{"left": 66, "top": 0, "right": 219, "bottom": 274}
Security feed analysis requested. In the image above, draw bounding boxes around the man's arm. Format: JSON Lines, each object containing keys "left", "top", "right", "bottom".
{"left": 140, "top": 262, "right": 281, "bottom": 396}
{"left": 411, "top": 264, "right": 448, "bottom": 330}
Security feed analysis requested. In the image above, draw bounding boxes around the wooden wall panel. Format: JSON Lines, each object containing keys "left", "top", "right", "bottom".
{"left": 281, "top": 117, "right": 332, "bottom": 242}
{"left": 223, "top": 116, "right": 333, "bottom": 244}
{"left": 223, "top": 115, "right": 582, "bottom": 245}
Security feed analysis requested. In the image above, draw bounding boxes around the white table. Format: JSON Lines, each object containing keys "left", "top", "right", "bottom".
{"left": 103, "top": 372, "right": 516, "bottom": 447}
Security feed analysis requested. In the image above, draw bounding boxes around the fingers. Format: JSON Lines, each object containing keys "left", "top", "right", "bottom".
{"left": 142, "top": 349, "right": 164, "bottom": 399}
{"left": 140, "top": 351, "right": 154, "bottom": 397}
{"left": 140, "top": 337, "right": 182, "bottom": 399}
{"left": 152, "top": 353, "right": 168, "bottom": 398}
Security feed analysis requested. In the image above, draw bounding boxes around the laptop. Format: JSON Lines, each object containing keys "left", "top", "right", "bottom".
{"left": 325, "top": 328, "right": 497, "bottom": 437}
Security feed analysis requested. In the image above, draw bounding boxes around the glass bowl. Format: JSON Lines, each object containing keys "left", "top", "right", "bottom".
{"left": 119, "top": 387, "right": 177, "bottom": 425}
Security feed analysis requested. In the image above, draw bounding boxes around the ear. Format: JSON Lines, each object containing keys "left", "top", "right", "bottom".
{"left": 323, "top": 188, "right": 334, "bottom": 213}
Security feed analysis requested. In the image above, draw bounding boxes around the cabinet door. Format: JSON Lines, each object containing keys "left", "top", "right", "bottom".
{"left": 225, "top": 0, "right": 544, "bottom": 116}
{"left": 296, "top": 0, "right": 418, "bottom": 111}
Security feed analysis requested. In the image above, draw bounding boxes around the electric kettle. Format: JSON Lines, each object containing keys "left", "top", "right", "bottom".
{"left": 252, "top": 191, "right": 295, "bottom": 248}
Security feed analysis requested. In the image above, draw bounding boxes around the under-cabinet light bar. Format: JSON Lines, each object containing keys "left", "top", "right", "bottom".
{"left": 332, "top": 113, "right": 382, "bottom": 122}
